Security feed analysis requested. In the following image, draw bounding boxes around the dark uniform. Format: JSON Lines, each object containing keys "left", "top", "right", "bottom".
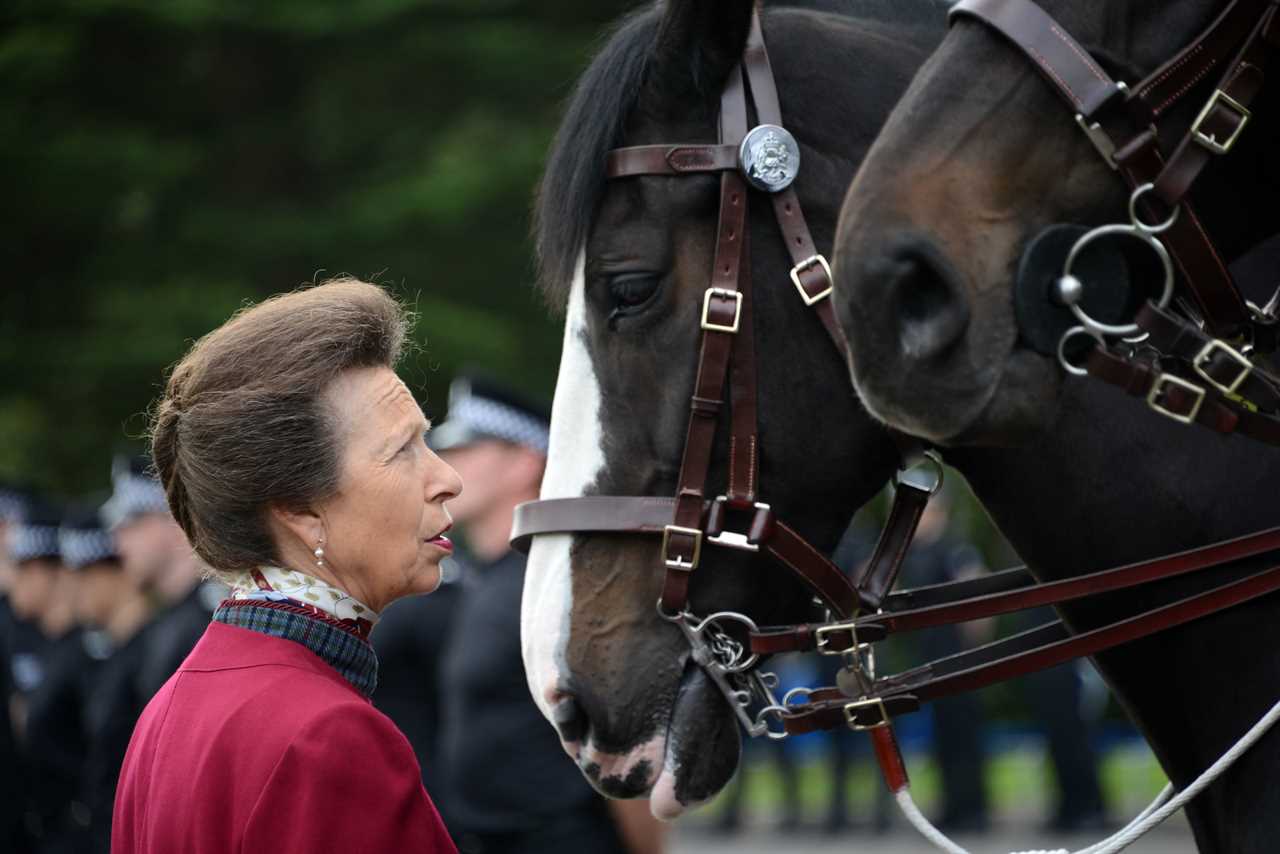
{"left": 440, "top": 549, "right": 623, "bottom": 854}
{"left": 81, "top": 626, "right": 150, "bottom": 852}
{"left": 135, "top": 582, "right": 220, "bottom": 700}
{"left": 0, "top": 485, "right": 32, "bottom": 850}
{"left": 102, "top": 455, "right": 221, "bottom": 702}
{"left": 60, "top": 502, "right": 153, "bottom": 853}
{"left": 429, "top": 375, "right": 625, "bottom": 854}
{"left": 24, "top": 628, "right": 95, "bottom": 851}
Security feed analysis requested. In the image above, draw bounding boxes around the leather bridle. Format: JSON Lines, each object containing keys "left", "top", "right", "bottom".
{"left": 513, "top": 9, "right": 939, "bottom": 737}
{"left": 512, "top": 1, "right": 1280, "bottom": 786}
{"left": 952, "top": 0, "right": 1280, "bottom": 446}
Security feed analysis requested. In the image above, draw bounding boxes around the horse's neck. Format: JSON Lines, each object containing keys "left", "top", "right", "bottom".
{"left": 949, "top": 379, "right": 1280, "bottom": 851}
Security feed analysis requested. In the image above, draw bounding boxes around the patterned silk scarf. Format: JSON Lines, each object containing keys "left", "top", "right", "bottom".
{"left": 228, "top": 566, "right": 379, "bottom": 640}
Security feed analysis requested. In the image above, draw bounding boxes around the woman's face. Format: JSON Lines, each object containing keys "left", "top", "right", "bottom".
{"left": 317, "top": 366, "right": 462, "bottom": 612}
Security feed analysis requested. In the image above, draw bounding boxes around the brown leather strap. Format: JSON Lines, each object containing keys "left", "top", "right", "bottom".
{"left": 511, "top": 493, "right": 864, "bottom": 617}
{"left": 882, "top": 564, "right": 1037, "bottom": 611}
{"left": 606, "top": 144, "right": 739, "bottom": 178}
{"left": 784, "top": 561, "right": 1280, "bottom": 733}
{"left": 1132, "top": 0, "right": 1272, "bottom": 120}
{"left": 749, "top": 565, "right": 1041, "bottom": 655}
{"left": 948, "top": 0, "right": 1124, "bottom": 117}
{"left": 764, "top": 521, "right": 862, "bottom": 616}
{"left": 902, "top": 562, "right": 1280, "bottom": 701}
{"left": 1113, "top": 133, "right": 1251, "bottom": 336}
{"left": 1085, "top": 344, "right": 1280, "bottom": 445}
{"left": 854, "top": 482, "right": 931, "bottom": 610}
{"left": 858, "top": 523, "right": 1280, "bottom": 635}
{"left": 740, "top": 11, "right": 850, "bottom": 362}
{"left": 510, "top": 495, "right": 677, "bottom": 553}
{"left": 1152, "top": 5, "right": 1277, "bottom": 207}
{"left": 1137, "top": 301, "right": 1280, "bottom": 410}
{"left": 727, "top": 225, "right": 760, "bottom": 502}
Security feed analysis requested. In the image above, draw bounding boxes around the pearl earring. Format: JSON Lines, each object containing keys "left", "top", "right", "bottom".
{"left": 314, "top": 539, "right": 325, "bottom": 569}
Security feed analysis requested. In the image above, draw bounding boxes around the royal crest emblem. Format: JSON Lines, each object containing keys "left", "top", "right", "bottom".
{"left": 738, "top": 124, "right": 801, "bottom": 192}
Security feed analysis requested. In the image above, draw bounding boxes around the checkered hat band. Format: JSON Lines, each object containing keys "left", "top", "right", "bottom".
{"left": 59, "top": 528, "right": 117, "bottom": 569}
{"left": 451, "top": 396, "right": 549, "bottom": 453}
{"left": 11, "top": 525, "right": 60, "bottom": 563}
{"left": 103, "top": 473, "right": 169, "bottom": 529}
{"left": 0, "top": 491, "right": 24, "bottom": 523}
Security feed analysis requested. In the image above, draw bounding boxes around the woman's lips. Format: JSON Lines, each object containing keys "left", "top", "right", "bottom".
{"left": 426, "top": 533, "right": 453, "bottom": 553}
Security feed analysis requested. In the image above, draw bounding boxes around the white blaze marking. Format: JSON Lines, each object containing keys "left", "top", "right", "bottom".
{"left": 522, "top": 253, "right": 606, "bottom": 726}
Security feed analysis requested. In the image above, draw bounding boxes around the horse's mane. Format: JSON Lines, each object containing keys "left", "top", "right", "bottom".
{"left": 533, "top": 1, "right": 947, "bottom": 311}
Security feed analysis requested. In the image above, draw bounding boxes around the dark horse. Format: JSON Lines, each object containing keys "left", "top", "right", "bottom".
{"left": 833, "top": 1, "right": 1280, "bottom": 850}
{"left": 520, "top": 0, "right": 940, "bottom": 819}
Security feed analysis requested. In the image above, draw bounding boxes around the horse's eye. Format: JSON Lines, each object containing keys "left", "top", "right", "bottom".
{"left": 607, "top": 273, "right": 660, "bottom": 309}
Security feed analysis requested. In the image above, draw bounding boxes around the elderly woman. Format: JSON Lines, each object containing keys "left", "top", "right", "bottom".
{"left": 112, "top": 280, "right": 461, "bottom": 852}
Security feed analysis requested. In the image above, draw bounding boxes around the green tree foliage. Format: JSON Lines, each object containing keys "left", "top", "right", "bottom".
{"left": 1, "top": 0, "right": 635, "bottom": 496}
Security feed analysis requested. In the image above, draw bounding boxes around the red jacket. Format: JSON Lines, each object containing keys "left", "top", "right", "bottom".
{"left": 112, "top": 620, "right": 456, "bottom": 853}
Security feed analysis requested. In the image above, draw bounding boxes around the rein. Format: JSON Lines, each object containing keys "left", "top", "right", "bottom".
{"left": 515, "top": 4, "right": 1280, "bottom": 848}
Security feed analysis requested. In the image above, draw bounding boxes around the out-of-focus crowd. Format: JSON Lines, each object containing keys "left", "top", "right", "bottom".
{"left": 0, "top": 457, "right": 222, "bottom": 852}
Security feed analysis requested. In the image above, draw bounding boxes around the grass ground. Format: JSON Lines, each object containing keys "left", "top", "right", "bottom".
{"left": 683, "top": 738, "right": 1169, "bottom": 827}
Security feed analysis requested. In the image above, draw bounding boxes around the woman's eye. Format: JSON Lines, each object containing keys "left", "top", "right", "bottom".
{"left": 605, "top": 273, "right": 660, "bottom": 329}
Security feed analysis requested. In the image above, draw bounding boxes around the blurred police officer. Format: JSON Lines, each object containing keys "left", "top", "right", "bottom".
{"left": 13, "top": 500, "right": 96, "bottom": 851}
{"left": 431, "top": 375, "right": 660, "bottom": 854}
{"left": 62, "top": 503, "right": 151, "bottom": 853}
{"left": 0, "top": 484, "right": 32, "bottom": 850}
{"left": 102, "top": 456, "right": 222, "bottom": 700}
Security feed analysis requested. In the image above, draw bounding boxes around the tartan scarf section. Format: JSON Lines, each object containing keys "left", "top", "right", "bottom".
{"left": 212, "top": 599, "right": 378, "bottom": 698}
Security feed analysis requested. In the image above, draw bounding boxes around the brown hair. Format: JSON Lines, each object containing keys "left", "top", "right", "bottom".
{"left": 150, "top": 278, "right": 410, "bottom": 574}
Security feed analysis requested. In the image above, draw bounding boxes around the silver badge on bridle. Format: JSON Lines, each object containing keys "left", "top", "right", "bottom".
{"left": 738, "top": 124, "right": 801, "bottom": 193}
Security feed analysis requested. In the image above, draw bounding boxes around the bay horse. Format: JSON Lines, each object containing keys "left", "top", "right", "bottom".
{"left": 519, "top": 0, "right": 941, "bottom": 820}
{"left": 832, "top": 0, "right": 1280, "bottom": 850}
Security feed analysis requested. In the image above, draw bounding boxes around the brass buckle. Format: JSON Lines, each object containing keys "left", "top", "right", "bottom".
{"left": 1191, "top": 89, "right": 1250, "bottom": 155}
{"left": 661, "top": 524, "right": 703, "bottom": 571}
{"left": 814, "top": 621, "right": 858, "bottom": 656}
{"left": 700, "top": 288, "right": 742, "bottom": 334}
{"left": 1192, "top": 339, "right": 1252, "bottom": 396}
{"left": 842, "top": 696, "right": 889, "bottom": 731}
{"left": 1146, "top": 373, "right": 1206, "bottom": 425}
{"left": 789, "top": 254, "right": 833, "bottom": 306}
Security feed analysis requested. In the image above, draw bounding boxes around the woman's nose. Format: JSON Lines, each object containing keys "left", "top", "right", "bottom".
{"left": 426, "top": 453, "right": 463, "bottom": 503}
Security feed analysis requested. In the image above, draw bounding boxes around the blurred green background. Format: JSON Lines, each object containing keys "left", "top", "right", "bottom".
{"left": 1, "top": 0, "right": 636, "bottom": 496}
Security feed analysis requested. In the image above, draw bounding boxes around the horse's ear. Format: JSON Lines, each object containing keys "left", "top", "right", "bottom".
{"left": 650, "top": 0, "right": 755, "bottom": 100}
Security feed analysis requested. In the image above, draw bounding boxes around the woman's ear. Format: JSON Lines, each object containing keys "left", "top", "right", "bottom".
{"left": 268, "top": 503, "right": 325, "bottom": 554}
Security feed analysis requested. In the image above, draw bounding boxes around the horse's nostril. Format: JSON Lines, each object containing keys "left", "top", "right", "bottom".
{"left": 552, "top": 696, "right": 589, "bottom": 744}
{"left": 886, "top": 242, "right": 969, "bottom": 361}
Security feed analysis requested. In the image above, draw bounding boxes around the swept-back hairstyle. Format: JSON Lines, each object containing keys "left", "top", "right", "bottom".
{"left": 150, "top": 278, "right": 409, "bottom": 574}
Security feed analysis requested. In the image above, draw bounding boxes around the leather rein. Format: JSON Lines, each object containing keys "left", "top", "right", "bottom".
{"left": 511, "top": 3, "right": 1280, "bottom": 773}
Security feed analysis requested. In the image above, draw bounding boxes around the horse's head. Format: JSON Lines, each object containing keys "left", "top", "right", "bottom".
{"left": 520, "top": 0, "right": 937, "bottom": 819}
{"left": 832, "top": 0, "right": 1279, "bottom": 445}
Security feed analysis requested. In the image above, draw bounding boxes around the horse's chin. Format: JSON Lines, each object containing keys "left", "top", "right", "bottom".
{"left": 648, "top": 662, "right": 742, "bottom": 820}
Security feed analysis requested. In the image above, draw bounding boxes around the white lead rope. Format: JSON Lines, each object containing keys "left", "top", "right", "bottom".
{"left": 893, "top": 694, "right": 1280, "bottom": 854}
